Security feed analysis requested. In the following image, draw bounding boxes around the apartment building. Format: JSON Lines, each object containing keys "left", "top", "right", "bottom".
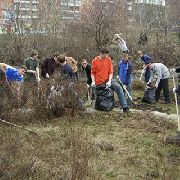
{"left": 13, "top": 0, "right": 39, "bottom": 19}
{"left": 60, "top": 0, "right": 82, "bottom": 20}
{"left": 0, "top": 0, "right": 14, "bottom": 33}
{"left": 135, "top": 0, "right": 165, "bottom": 6}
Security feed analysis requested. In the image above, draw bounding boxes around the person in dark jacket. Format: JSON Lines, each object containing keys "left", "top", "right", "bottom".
{"left": 137, "top": 50, "right": 153, "bottom": 83}
{"left": 41, "top": 52, "right": 60, "bottom": 78}
{"left": 118, "top": 55, "right": 133, "bottom": 103}
{"left": 82, "top": 59, "right": 95, "bottom": 101}
{"left": 58, "top": 54, "right": 74, "bottom": 80}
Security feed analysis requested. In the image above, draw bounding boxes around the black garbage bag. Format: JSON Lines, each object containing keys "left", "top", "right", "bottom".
{"left": 95, "top": 85, "right": 115, "bottom": 111}
{"left": 141, "top": 87, "right": 156, "bottom": 104}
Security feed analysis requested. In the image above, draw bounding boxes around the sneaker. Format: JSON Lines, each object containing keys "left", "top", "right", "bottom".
{"left": 123, "top": 107, "right": 130, "bottom": 113}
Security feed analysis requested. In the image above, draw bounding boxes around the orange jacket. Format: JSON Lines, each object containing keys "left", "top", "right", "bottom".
{"left": 91, "top": 56, "right": 113, "bottom": 85}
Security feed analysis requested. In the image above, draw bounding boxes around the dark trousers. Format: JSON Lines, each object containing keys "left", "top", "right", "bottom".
{"left": 155, "top": 78, "right": 170, "bottom": 102}
{"left": 145, "top": 69, "right": 151, "bottom": 83}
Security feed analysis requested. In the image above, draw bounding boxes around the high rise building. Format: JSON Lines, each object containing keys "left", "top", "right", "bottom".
{"left": 13, "top": 0, "right": 39, "bottom": 31}
{"left": 13, "top": 0, "right": 39, "bottom": 20}
{"left": 0, "top": 0, "right": 14, "bottom": 33}
{"left": 60, "top": 0, "right": 82, "bottom": 20}
{"left": 134, "top": 0, "right": 165, "bottom": 6}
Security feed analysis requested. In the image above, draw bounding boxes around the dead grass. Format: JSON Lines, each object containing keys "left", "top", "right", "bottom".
{"left": 0, "top": 112, "right": 179, "bottom": 179}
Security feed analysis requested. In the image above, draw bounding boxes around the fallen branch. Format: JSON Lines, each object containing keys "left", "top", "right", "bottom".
{"left": 0, "top": 118, "right": 38, "bottom": 136}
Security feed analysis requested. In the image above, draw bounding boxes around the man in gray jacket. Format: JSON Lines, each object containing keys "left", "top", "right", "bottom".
{"left": 146, "top": 63, "right": 171, "bottom": 103}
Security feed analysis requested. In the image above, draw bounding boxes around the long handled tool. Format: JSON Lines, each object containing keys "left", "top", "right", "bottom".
{"left": 164, "top": 75, "right": 180, "bottom": 145}
{"left": 117, "top": 78, "right": 135, "bottom": 104}
{"left": 0, "top": 118, "right": 38, "bottom": 136}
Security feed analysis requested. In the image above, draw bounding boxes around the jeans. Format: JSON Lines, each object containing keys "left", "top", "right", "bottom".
{"left": 110, "top": 79, "right": 128, "bottom": 108}
{"left": 123, "top": 83, "right": 132, "bottom": 104}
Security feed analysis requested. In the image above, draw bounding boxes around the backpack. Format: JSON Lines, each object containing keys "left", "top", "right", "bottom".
{"left": 95, "top": 84, "right": 115, "bottom": 111}
{"left": 141, "top": 87, "right": 156, "bottom": 104}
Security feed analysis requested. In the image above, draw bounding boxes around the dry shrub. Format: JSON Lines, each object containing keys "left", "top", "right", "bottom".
{"left": 132, "top": 80, "right": 145, "bottom": 91}
{"left": 65, "top": 127, "right": 99, "bottom": 179}
{"left": 0, "top": 76, "right": 86, "bottom": 124}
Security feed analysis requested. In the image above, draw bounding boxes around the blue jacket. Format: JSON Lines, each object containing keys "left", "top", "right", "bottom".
{"left": 61, "top": 63, "right": 74, "bottom": 79}
{"left": 118, "top": 59, "right": 132, "bottom": 85}
{"left": 6, "top": 66, "right": 23, "bottom": 82}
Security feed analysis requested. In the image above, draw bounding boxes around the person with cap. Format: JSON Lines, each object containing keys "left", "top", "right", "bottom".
{"left": 137, "top": 50, "right": 153, "bottom": 83}
{"left": 117, "top": 55, "right": 133, "bottom": 104}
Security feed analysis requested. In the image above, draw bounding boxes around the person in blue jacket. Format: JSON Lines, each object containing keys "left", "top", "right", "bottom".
{"left": 0, "top": 63, "right": 27, "bottom": 100}
{"left": 117, "top": 55, "right": 133, "bottom": 104}
{"left": 57, "top": 54, "right": 75, "bottom": 80}
{"left": 137, "top": 50, "right": 153, "bottom": 83}
{"left": 0, "top": 63, "right": 26, "bottom": 82}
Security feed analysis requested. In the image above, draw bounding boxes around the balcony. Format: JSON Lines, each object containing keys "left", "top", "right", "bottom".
{"left": 18, "top": 8, "right": 38, "bottom": 11}
{"left": 17, "top": 15, "right": 38, "bottom": 19}
{"left": 14, "top": 0, "right": 39, "bottom": 4}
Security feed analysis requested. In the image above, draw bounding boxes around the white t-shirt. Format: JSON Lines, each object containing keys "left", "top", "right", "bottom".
{"left": 118, "top": 39, "right": 128, "bottom": 52}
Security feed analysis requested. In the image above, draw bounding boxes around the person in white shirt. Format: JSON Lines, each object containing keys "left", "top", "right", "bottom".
{"left": 113, "top": 34, "right": 129, "bottom": 53}
{"left": 146, "top": 63, "right": 171, "bottom": 103}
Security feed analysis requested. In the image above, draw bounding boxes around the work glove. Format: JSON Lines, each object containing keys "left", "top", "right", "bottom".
{"left": 91, "top": 81, "right": 96, "bottom": 87}
{"left": 173, "top": 88, "right": 176, "bottom": 93}
{"left": 169, "top": 69, "right": 176, "bottom": 74}
{"left": 106, "top": 80, "right": 111, "bottom": 88}
{"left": 46, "top": 73, "right": 50, "bottom": 78}
{"left": 155, "top": 84, "right": 158, "bottom": 88}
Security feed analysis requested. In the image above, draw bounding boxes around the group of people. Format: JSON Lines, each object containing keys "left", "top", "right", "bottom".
{"left": 82, "top": 34, "right": 180, "bottom": 112}
{"left": 0, "top": 51, "right": 78, "bottom": 106}
{"left": 0, "top": 34, "right": 180, "bottom": 112}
